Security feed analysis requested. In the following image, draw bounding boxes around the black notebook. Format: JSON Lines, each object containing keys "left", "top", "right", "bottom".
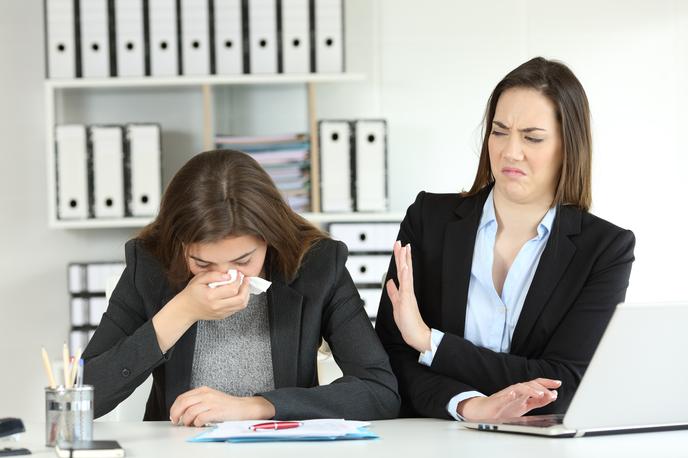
{"left": 55, "top": 440, "right": 124, "bottom": 458}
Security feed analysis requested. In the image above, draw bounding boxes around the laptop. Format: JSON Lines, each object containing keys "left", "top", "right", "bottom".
{"left": 461, "top": 302, "right": 688, "bottom": 437}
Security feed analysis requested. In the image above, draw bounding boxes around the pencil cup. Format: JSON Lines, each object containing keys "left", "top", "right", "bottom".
{"left": 45, "top": 385, "right": 94, "bottom": 447}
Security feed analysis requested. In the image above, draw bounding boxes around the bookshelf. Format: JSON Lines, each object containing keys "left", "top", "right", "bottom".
{"left": 44, "top": 73, "right": 369, "bottom": 229}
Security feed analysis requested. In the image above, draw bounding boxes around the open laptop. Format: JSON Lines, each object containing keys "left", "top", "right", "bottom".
{"left": 462, "top": 302, "right": 688, "bottom": 437}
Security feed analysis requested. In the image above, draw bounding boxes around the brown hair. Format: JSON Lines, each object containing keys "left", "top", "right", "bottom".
{"left": 138, "top": 149, "right": 328, "bottom": 289}
{"left": 464, "top": 56, "right": 592, "bottom": 211}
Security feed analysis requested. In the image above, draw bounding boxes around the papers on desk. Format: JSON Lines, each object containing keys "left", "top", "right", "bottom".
{"left": 189, "top": 419, "right": 378, "bottom": 443}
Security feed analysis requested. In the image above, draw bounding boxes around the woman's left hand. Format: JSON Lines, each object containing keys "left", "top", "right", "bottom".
{"left": 169, "top": 386, "right": 276, "bottom": 427}
{"left": 386, "top": 241, "right": 432, "bottom": 353}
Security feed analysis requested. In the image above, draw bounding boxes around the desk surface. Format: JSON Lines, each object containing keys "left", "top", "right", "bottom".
{"left": 10, "top": 419, "right": 688, "bottom": 457}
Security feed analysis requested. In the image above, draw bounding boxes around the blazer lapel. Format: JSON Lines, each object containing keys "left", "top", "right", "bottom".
{"left": 440, "top": 189, "right": 490, "bottom": 336}
{"left": 266, "top": 270, "right": 304, "bottom": 389}
{"left": 510, "top": 205, "right": 581, "bottom": 353}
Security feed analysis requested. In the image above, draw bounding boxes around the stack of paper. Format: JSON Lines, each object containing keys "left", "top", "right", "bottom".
{"left": 215, "top": 133, "right": 311, "bottom": 212}
{"left": 189, "top": 419, "right": 378, "bottom": 443}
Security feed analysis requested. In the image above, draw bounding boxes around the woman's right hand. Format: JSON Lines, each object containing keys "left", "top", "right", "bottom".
{"left": 177, "top": 270, "right": 252, "bottom": 322}
{"left": 457, "top": 378, "right": 561, "bottom": 421}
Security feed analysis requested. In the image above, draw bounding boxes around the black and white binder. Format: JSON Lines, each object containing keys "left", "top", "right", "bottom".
{"left": 89, "top": 126, "right": 125, "bottom": 219}
{"left": 88, "top": 297, "right": 108, "bottom": 325}
{"left": 318, "top": 120, "right": 352, "bottom": 212}
{"left": 247, "top": 0, "right": 279, "bottom": 73}
{"left": 45, "top": 0, "right": 78, "bottom": 78}
{"left": 70, "top": 298, "right": 89, "bottom": 327}
{"left": 180, "top": 0, "right": 211, "bottom": 75}
{"left": 148, "top": 0, "right": 179, "bottom": 76}
{"left": 68, "top": 263, "right": 87, "bottom": 294}
{"left": 214, "top": 0, "right": 245, "bottom": 74}
{"left": 113, "top": 0, "right": 146, "bottom": 77}
{"left": 56, "top": 125, "right": 89, "bottom": 220}
{"left": 280, "top": 0, "right": 310, "bottom": 73}
{"left": 353, "top": 120, "right": 387, "bottom": 212}
{"left": 313, "top": 0, "right": 343, "bottom": 73}
{"left": 78, "top": 0, "right": 111, "bottom": 78}
{"left": 125, "top": 124, "right": 161, "bottom": 217}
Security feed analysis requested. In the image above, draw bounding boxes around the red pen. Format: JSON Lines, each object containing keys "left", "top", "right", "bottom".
{"left": 249, "top": 421, "right": 303, "bottom": 431}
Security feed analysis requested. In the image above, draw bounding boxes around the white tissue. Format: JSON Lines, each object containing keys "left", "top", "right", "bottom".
{"left": 207, "top": 269, "right": 272, "bottom": 295}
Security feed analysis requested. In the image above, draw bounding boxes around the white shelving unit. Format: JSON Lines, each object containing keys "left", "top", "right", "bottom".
{"left": 44, "top": 72, "right": 390, "bottom": 230}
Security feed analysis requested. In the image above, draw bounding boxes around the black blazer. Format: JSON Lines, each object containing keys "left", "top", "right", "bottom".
{"left": 83, "top": 238, "right": 400, "bottom": 421}
{"left": 375, "top": 187, "right": 635, "bottom": 419}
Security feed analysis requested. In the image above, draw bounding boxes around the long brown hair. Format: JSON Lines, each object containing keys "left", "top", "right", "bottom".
{"left": 138, "top": 149, "right": 327, "bottom": 289}
{"left": 464, "top": 57, "right": 592, "bottom": 211}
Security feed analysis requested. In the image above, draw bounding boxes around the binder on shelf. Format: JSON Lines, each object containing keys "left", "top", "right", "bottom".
{"left": 318, "top": 120, "right": 352, "bottom": 212}
{"left": 313, "top": 0, "right": 344, "bottom": 73}
{"left": 247, "top": 0, "right": 279, "bottom": 73}
{"left": 70, "top": 298, "right": 89, "bottom": 327}
{"left": 89, "top": 126, "right": 126, "bottom": 219}
{"left": 148, "top": 0, "right": 179, "bottom": 76}
{"left": 125, "top": 124, "right": 161, "bottom": 217}
{"left": 85, "top": 262, "right": 125, "bottom": 293}
{"left": 56, "top": 125, "right": 89, "bottom": 220}
{"left": 280, "top": 0, "right": 310, "bottom": 74}
{"left": 180, "top": 0, "right": 211, "bottom": 75}
{"left": 79, "top": 0, "right": 111, "bottom": 78}
{"left": 113, "top": 0, "right": 146, "bottom": 77}
{"left": 346, "top": 254, "right": 390, "bottom": 284}
{"left": 214, "top": 0, "right": 244, "bottom": 74}
{"left": 45, "top": 0, "right": 78, "bottom": 78}
{"left": 68, "top": 263, "right": 87, "bottom": 294}
{"left": 358, "top": 288, "right": 382, "bottom": 319}
{"left": 327, "top": 222, "right": 400, "bottom": 252}
{"left": 69, "top": 330, "right": 90, "bottom": 355}
{"left": 89, "top": 297, "right": 108, "bottom": 326}
{"left": 353, "top": 120, "right": 388, "bottom": 212}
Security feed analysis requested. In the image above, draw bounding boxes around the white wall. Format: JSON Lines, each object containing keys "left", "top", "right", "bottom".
{"left": 1, "top": 0, "right": 686, "bottom": 422}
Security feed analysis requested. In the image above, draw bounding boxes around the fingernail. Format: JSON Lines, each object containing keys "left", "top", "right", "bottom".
{"left": 396, "top": 240, "right": 401, "bottom": 247}
{"left": 555, "top": 380, "right": 562, "bottom": 385}
{"left": 552, "top": 390, "right": 558, "bottom": 398}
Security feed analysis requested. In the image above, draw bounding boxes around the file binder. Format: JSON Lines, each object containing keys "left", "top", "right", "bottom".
{"left": 89, "top": 126, "right": 126, "bottom": 219}
{"left": 125, "top": 124, "right": 161, "bottom": 217}
{"left": 180, "top": 0, "right": 211, "bottom": 75}
{"left": 79, "top": 0, "right": 111, "bottom": 78}
{"left": 45, "top": 0, "right": 78, "bottom": 78}
{"left": 113, "top": 0, "right": 146, "bottom": 77}
{"left": 346, "top": 254, "right": 390, "bottom": 284}
{"left": 318, "top": 120, "right": 352, "bottom": 212}
{"left": 280, "top": 0, "right": 310, "bottom": 73}
{"left": 353, "top": 120, "right": 387, "bottom": 212}
{"left": 55, "top": 125, "right": 89, "bottom": 220}
{"left": 214, "top": 0, "right": 244, "bottom": 74}
{"left": 89, "top": 297, "right": 108, "bottom": 325}
{"left": 358, "top": 288, "right": 382, "bottom": 319}
{"left": 313, "top": 0, "right": 343, "bottom": 73}
{"left": 70, "top": 298, "right": 89, "bottom": 327}
{"left": 148, "top": 0, "right": 179, "bottom": 76}
{"left": 68, "top": 263, "right": 87, "bottom": 294}
{"left": 327, "top": 222, "right": 399, "bottom": 252}
{"left": 247, "top": 0, "right": 279, "bottom": 73}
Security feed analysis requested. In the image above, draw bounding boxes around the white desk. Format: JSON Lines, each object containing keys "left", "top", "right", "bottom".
{"left": 10, "top": 419, "right": 688, "bottom": 457}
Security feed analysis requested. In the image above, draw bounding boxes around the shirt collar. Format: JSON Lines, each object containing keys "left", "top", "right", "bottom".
{"left": 479, "top": 189, "right": 557, "bottom": 241}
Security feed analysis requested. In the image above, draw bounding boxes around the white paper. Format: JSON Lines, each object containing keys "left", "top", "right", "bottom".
{"left": 197, "top": 419, "right": 370, "bottom": 440}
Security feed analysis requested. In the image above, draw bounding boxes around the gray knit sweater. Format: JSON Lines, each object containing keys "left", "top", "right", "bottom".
{"left": 189, "top": 293, "right": 275, "bottom": 396}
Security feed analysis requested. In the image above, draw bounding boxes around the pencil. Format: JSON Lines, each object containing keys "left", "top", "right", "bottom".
{"left": 41, "top": 347, "right": 56, "bottom": 389}
{"left": 69, "top": 347, "right": 82, "bottom": 388}
{"left": 62, "top": 343, "right": 70, "bottom": 388}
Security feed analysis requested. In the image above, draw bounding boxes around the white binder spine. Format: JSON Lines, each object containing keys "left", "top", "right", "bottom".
{"left": 180, "top": 0, "right": 211, "bottom": 75}
{"left": 318, "top": 120, "right": 352, "bottom": 212}
{"left": 214, "top": 0, "right": 244, "bottom": 74}
{"left": 126, "top": 124, "right": 161, "bottom": 217}
{"left": 148, "top": 0, "right": 179, "bottom": 76}
{"left": 280, "top": 0, "right": 310, "bottom": 73}
{"left": 56, "top": 125, "right": 89, "bottom": 220}
{"left": 46, "top": 0, "right": 78, "bottom": 78}
{"left": 89, "top": 126, "right": 125, "bottom": 218}
{"left": 313, "top": 0, "right": 343, "bottom": 73}
{"left": 354, "top": 120, "right": 388, "bottom": 212}
{"left": 114, "top": 0, "right": 146, "bottom": 77}
{"left": 79, "top": 0, "right": 111, "bottom": 78}
{"left": 247, "top": 0, "right": 278, "bottom": 73}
